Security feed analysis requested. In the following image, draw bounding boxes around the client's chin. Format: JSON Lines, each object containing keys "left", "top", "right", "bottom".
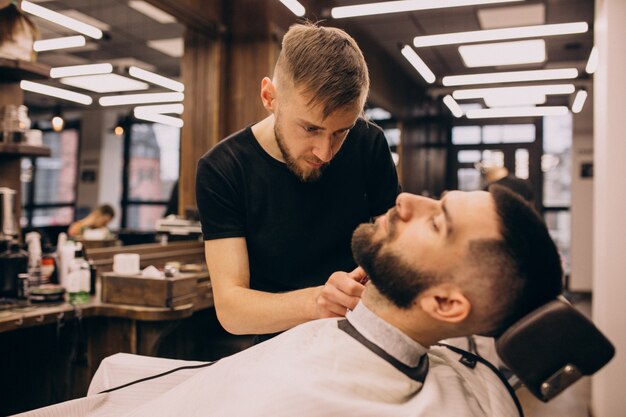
{"left": 351, "top": 223, "right": 381, "bottom": 280}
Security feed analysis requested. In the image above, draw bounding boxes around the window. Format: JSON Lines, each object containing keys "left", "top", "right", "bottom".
{"left": 454, "top": 124, "right": 535, "bottom": 145}
{"left": 543, "top": 114, "right": 572, "bottom": 207}
{"left": 122, "top": 122, "right": 180, "bottom": 230}
{"left": 21, "top": 127, "right": 79, "bottom": 227}
{"left": 542, "top": 113, "right": 573, "bottom": 276}
{"left": 452, "top": 126, "right": 481, "bottom": 145}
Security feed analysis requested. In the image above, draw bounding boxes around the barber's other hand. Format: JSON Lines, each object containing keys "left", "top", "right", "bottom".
{"left": 315, "top": 267, "right": 367, "bottom": 318}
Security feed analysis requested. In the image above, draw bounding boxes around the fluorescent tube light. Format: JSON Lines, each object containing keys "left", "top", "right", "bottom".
{"left": 50, "top": 63, "right": 113, "bottom": 78}
{"left": 128, "top": 66, "right": 184, "bottom": 92}
{"left": 586, "top": 46, "right": 598, "bottom": 74}
{"left": 279, "top": 0, "right": 305, "bottom": 17}
{"left": 459, "top": 40, "right": 545, "bottom": 67}
{"left": 133, "top": 109, "right": 184, "bottom": 128}
{"left": 465, "top": 106, "right": 569, "bottom": 119}
{"left": 99, "top": 92, "right": 184, "bottom": 106}
{"left": 443, "top": 95, "right": 463, "bottom": 117}
{"left": 134, "top": 103, "right": 184, "bottom": 114}
{"left": 572, "top": 90, "right": 587, "bottom": 113}
{"left": 60, "top": 74, "right": 149, "bottom": 93}
{"left": 414, "top": 22, "right": 588, "bottom": 47}
{"left": 33, "top": 35, "right": 86, "bottom": 52}
{"left": 20, "top": 80, "right": 93, "bottom": 105}
{"left": 453, "top": 84, "right": 576, "bottom": 99}
{"left": 128, "top": 0, "right": 177, "bottom": 23}
{"left": 454, "top": 84, "right": 575, "bottom": 107}
{"left": 21, "top": 1, "right": 103, "bottom": 39}
{"left": 443, "top": 68, "right": 578, "bottom": 86}
{"left": 331, "top": 0, "right": 521, "bottom": 19}
{"left": 483, "top": 92, "right": 546, "bottom": 107}
{"left": 400, "top": 45, "right": 435, "bottom": 84}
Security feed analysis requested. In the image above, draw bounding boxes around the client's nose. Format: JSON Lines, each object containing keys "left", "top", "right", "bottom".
{"left": 395, "top": 193, "right": 436, "bottom": 220}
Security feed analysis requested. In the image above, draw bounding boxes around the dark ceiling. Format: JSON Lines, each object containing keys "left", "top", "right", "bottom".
{"left": 23, "top": 0, "right": 595, "bottom": 116}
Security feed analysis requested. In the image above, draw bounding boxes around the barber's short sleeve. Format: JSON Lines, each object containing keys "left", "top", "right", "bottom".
{"left": 195, "top": 155, "right": 246, "bottom": 241}
{"left": 366, "top": 128, "right": 401, "bottom": 217}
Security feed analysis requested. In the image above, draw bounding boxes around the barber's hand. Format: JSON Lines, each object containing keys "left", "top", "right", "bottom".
{"left": 315, "top": 267, "right": 368, "bottom": 318}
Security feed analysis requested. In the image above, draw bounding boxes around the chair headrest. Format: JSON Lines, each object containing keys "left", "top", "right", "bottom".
{"left": 495, "top": 298, "right": 614, "bottom": 402}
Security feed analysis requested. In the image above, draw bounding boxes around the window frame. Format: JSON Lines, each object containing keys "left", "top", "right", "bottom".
{"left": 119, "top": 117, "right": 180, "bottom": 229}
{"left": 21, "top": 120, "right": 81, "bottom": 229}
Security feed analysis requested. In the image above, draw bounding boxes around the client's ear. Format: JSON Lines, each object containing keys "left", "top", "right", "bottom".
{"left": 418, "top": 283, "right": 471, "bottom": 323}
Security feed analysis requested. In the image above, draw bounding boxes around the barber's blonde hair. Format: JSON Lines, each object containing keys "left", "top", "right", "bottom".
{"left": 275, "top": 22, "right": 370, "bottom": 118}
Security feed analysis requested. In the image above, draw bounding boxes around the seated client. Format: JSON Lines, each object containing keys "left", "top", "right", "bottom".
{"left": 19, "top": 186, "right": 562, "bottom": 417}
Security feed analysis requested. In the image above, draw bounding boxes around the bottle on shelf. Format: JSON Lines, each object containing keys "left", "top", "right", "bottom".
{"left": 67, "top": 243, "right": 90, "bottom": 304}
{"left": 25, "top": 231, "right": 42, "bottom": 286}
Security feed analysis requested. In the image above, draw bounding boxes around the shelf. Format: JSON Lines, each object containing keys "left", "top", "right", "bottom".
{"left": 0, "top": 58, "right": 50, "bottom": 83}
{"left": 0, "top": 143, "right": 51, "bottom": 157}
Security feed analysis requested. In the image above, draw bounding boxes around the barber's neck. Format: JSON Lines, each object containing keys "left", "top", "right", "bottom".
{"left": 361, "top": 285, "right": 459, "bottom": 348}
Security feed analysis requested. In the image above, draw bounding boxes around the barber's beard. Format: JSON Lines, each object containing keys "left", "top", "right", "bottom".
{"left": 351, "top": 223, "right": 438, "bottom": 309}
{"left": 274, "top": 122, "right": 326, "bottom": 183}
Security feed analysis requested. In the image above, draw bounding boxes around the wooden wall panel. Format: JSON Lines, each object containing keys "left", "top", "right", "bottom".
{"left": 179, "top": 30, "right": 225, "bottom": 214}
{"left": 225, "top": 39, "right": 277, "bottom": 134}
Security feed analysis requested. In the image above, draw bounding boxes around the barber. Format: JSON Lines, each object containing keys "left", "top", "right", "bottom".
{"left": 196, "top": 23, "right": 399, "bottom": 338}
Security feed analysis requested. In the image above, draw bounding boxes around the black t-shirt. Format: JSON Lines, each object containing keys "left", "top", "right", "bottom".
{"left": 196, "top": 118, "right": 400, "bottom": 293}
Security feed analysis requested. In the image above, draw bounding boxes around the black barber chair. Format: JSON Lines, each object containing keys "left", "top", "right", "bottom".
{"left": 496, "top": 296, "right": 615, "bottom": 402}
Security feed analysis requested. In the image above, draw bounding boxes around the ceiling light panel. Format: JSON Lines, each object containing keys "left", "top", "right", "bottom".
{"left": 414, "top": 22, "right": 588, "bottom": 47}
{"left": 21, "top": 1, "right": 103, "bottom": 39}
{"left": 465, "top": 106, "right": 569, "bottom": 119}
{"left": 33, "top": 35, "right": 86, "bottom": 52}
{"left": 442, "top": 68, "right": 578, "bottom": 86}
{"left": 477, "top": 3, "right": 545, "bottom": 29}
{"left": 572, "top": 90, "right": 588, "bottom": 113}
{"left": 60, "top": 74, "right": 149, "bottom": 93}
{"left": 452, "top": 84, "right": 576, "bottom": 99}
{"left": 483, "top": 92, "right": 546, "bottom": 107}
{"left": 128, "top": 1, "right": 177, "bottom": 23}
{"left": 128, "top": 66, "right": 184, "bottom": 92}
{"left": 400, "top": 45, "right": 435, "bottom": 83}
{"left": 279, "top": 0, "right": 306, "bottom": 17}
{"left": 443, "top": 95, "right": 463, "bottom": 117}
{"left": 20, "top": 80, "right": 93, "bottom": 105}
{"left": 331, "top": 0, "right": 522, "bottom": 19}
{"left": 148, "top": 38, "right": 184, "bottom": 58}
{"left": 134, "top": 103, "right": 184, "bottom": 114}
{"left": 99, "top": 92, "right": 184, "bottom": 106}
{"left": 133, "top": 110, "right": 183, "bottom": 128}
{"left": 459, "top": 40, "right": 546, "bottom": 67}
{"left": 586, "top": 46, "right": 598, "bottom": 74}
{"left": 50, "top": 63, "right": 113, "bottom": 78}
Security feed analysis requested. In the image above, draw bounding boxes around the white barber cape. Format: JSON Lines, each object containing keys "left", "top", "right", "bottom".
{"left": 15, "top": 302, "right": 519, "bottom": 417}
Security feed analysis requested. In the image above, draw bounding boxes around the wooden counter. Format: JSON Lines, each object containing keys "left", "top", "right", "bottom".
{"left": 0, "top": 240, "right": 255, "bottom": 416}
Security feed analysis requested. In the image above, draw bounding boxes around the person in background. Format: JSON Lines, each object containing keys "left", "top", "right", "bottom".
{"left": 68, "top": 204, "right": 115, "bottom": 238}
{"left": 196, "top": 22, "right": 399, "bottom": 338}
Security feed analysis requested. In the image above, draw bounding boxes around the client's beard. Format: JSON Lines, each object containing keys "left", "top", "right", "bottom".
{"left": 351, "top": 223, "right": 439, "bottom": 309}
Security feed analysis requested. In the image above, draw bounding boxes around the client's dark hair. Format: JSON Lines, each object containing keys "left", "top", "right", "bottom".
{"left": 470, "top": 185, "right": 563, "bottom": 337}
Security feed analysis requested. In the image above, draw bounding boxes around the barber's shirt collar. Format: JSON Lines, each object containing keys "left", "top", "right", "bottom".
{"left": 346, "top": 301, "right": 427, "bottom": 367}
